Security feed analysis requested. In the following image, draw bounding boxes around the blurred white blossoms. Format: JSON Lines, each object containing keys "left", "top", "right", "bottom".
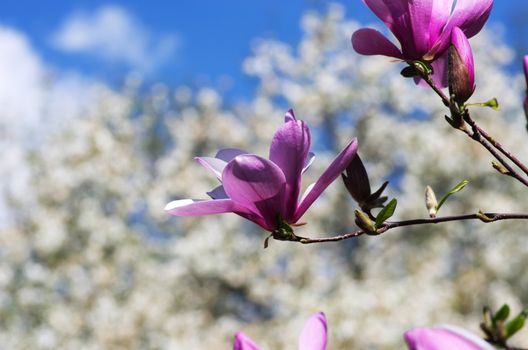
{"left": 1, "top": 3, "right": 528, "bottom": 349}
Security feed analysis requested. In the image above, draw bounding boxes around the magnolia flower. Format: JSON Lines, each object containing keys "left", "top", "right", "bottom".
{"left": 448, "top": 27, "right": 475, "bottom": 104}
{"left": 165, "top": 110, "right": 358, "bottom": 233}
{"left": 352, "top": 0, "right": 493, "bottom": 87}
{"left": 233, "top": 312, "right": 328, "bottom": 350}
{"left": 404, "top": 326, "right": 495, "bottom": 350}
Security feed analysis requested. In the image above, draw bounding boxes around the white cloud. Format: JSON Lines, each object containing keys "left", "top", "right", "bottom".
{"left": 51, "top": 5, "right": 178, "bottom": 72}
{"left": 0, "top": 25, "right": 103, "bottom": 228}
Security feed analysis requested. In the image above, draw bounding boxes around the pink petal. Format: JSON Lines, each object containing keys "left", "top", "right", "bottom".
{"left": 233, "top": 332, "right": 261, "bottom": 350}
{"left": 195, "top": 156, "right": 227, "bottom": 180}
{"left": 164, "top": 198, "right": 239, "bottom": 216}
{"left": 223, "top": 154, "right": 287, "bottom": 228}
{"left": 165, "top": 197, "right": 269, "bottom": 229}
{"left": 216, "top": 148, "right": 248, "bottom": 162}
{"left": 430, "top": 0, "right": 493, "bottom": 57}
{"left": 352, "top": 28, "right": 403, "bottom": 58}
{"left": 407, "top": 0, "right": 453, "bottom": 55}
{"left": 207, "top": 185, "right": 229, "bottom": 199}
{"left": 295, "top": 138, "right": 358, "bottom": 221}
{"left": 269, "top": 110, "right": 311, "bottom": 221}
{"left": 302, "top": 152, "right": 315, "bottom": 175}
{"left": 450, "top": 0, "right": 494, "bottom": 38}
{"left": 427, "top": 0, "right": 454, "bottom": 46}
{"left": 404, "top": 326, "right": 494, "bottom": 350}
{"left": 298, "top": 312, "right": 328, "bottom": 350}
{"left": 413, "top": 52, "right": 448, "bottom": 88}
{"left": 363, "top": 0, "right": 396, "bottom": 30}
{"left": 196, "top": 149, "right": 248, "bottom": 180}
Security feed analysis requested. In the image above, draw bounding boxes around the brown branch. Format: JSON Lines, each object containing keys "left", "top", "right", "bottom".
{"left": 298, "top": 212, "right": 528, "bottom": 244}
{"left": 421, "top": 73, "right": 528, "bottom": 188}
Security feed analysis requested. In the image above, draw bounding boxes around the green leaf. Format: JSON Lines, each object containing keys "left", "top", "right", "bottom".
{"left": 465, "top": 98, "right": 500, "bottom": 110}
{"left": 494, "top": 304, "right": 510, "bottom": 323}
{"left": 505, "top": 313, "right": 526, "bottom": 338}
{"left": 436, "top": 180, "right": 469, "bottom": 212}
{"left": 375, "top": 199, "right": 397, "bottom": 228}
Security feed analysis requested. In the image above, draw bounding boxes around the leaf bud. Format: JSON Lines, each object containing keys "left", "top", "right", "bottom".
{"left": 354, "top": 209, "right": 377, "bottom": 235}
{"left": 424, "top": 186, "right": 438, "bottom": 218}
{"left": 342, "top": 154, "right": 371, "bottom": 204}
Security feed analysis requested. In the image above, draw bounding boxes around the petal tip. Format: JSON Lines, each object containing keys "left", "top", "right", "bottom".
{"left": 164, "top": 199, "right": 194, "bottom": 212}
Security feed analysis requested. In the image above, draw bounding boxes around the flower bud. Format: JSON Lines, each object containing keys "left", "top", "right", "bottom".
{"left": 424, "top": 186, "right": 438, "bottom": 218}
{"left": 342, "top": 154, "right": 371, "bottom": 204}
{"left": 354, "top": 209, "right": 377, "bottom": 235}
{"left": 448, "top": 27, "right": 475, "bottom": 105}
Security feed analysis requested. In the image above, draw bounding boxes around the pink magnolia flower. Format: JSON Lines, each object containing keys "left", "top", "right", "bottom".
{"left": 449, "top": 27, "right": 475, "bottom": 104}
{"left": 165, "top": 110, "right": 358, "bottom": 233}
{"left": 234, "top": 312, "right": 328, "bottom": 350}
{"left": 404, "top": 326, "right": 495, "bottom": 350}
{"left": 352, "top": 0, "right": 493, "bottom": 87}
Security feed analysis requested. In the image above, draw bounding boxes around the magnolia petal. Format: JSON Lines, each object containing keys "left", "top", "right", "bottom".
{"left": 413, "top": 52, "right": 448, "bottom": 88}
{"left": 427, "top": 0, "right": 454, "bottom": 45}
{"left": 352, "top": 28, "right": 403, "bottom": 58}
{"left": 195, "top": 156, "right": 227, "bottom": 180}
{"left": 430, "top": 52, "right": 449, "bottom": 89}
{"left": 233, "top": 332, "right": 261, "bottom": 350}
{"left": 299, "top": 183, "right": 316, "bottom": 205}
{"left": 223, "top": 154, "right": 287, "bottom": 227}
{"left": 450, "top": 0, "right": 494, "bottom": 38}
{"left": 298, "top": 312, "right": 328, "bottom": 350}
{"left": 363, "top": 0, "right": 395, "bottom": 29}
{"left": 404, "top": 326, "right": 494, "bottom": 350}
{"left": 285, "top": 108, "right": 296, "bottom": 123}
{"left": 164, "top": 198, "right": 238, "bottom": 216}
{"left": 407, "top": 0, "right": 453, "bottom": 55}
{"left": 302, "top": 152, "right": 315, "bottom": 174}
{"left": 431, "top": 0, "right": 493, "bottom": 57}
{"left": 216, "top": 148, "right": 248, "bottom": 162}
{"left": 269, "top": 111, "right": 311, "bottom": 220}
{"left": 295, "top": 138, "right": 359, "bottom": 221}
{"left": 207, "top": 185, "right": 229, "bottom": 199}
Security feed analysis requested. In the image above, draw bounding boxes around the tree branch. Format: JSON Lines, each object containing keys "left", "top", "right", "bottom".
{"left": 298, "top": 212, "right": 528, "bottom": 244}
{"left": 421, "top": 74, "right": 528, "bottom": 188}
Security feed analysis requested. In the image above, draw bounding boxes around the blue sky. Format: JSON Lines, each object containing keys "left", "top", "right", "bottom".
{"left": 0, "top": 1, "right": 527, "bottom": 98}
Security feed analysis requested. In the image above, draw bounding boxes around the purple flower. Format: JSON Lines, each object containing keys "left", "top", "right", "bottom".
{"left": 404, "top": 326, "right": 495, "bottom": 350}
{"left": 165, "top": 110, "right": 358, "bottom": 233}
{"left": 234, "top": 312, "right": 328, "bottom": 350}
{"left": 448, "top": 27, "right": 475, "bottom": 104}
{"left": 352, "top": 0, "right": 493, "bottom": 87}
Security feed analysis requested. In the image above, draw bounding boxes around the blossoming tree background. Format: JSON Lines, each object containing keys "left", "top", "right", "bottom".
{"left": 2, "top": 1, "right": 528, "bottom": 349}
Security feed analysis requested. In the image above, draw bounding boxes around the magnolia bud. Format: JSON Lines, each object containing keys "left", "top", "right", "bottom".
{"left": 342, "top": 154, "right": 371, "bottom": 204}
{"left": 424, "top": 186, "right": 438, "bottom": 218}
{"left": 448, "top": 27, "right": 475, "bottom": 105}
{"left": 354, "top": 209, "right": 377, "bottom": 235}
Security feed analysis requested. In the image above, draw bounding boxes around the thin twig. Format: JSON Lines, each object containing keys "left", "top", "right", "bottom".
{"left": 422, "top": 74, "right": 528, "bottom": 188}
{"left": 298, "top": 212, "right": 528, "bottom": 244}
{"left": 474, "top": 122, "right": 528, "bottom": 177}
